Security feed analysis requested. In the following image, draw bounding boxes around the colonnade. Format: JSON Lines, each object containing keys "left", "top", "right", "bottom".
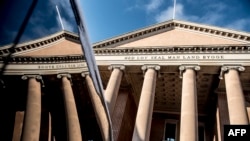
{"left": 17, "top": 72, "right": 112, "bottom": 141}
{"left": 105, "top": 64, "right": 249, "bottom": 141}
{"left": 19, "top": 74, "right": 83, "bottom": 141}
{"left": 11, "top": 64, "right": 249, "bottom": 141}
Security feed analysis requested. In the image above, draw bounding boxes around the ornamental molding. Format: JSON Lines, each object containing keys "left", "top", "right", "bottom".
{"left": 0, "top": 55, "right": 85, "bottom": 64}
{"left": 93, "top": 20, "right": 250, "bottom": 49}
{"left": 0, "top": 31, "right": 79, "bottom": 56}
{"left": 94, "top": 45, "right": 250, "bottom": 55}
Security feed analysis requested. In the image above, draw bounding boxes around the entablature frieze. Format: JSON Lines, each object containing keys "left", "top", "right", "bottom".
{"left": 94, "top": 45, "right": 250, "bottom": 55}
{"left": 95, "top": 53, "right": 250, "bottom": 67}
{"left": 0, "top": 55, "right": 87, "bottom": 75}
{"left": 0, "top": 55, "right": 85, "bottom": 64}
{"left": 0, "top": 62, "right": 88, "bottom": 75}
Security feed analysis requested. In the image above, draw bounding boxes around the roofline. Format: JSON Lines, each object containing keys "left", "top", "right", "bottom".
{"left": 92, "top": 19, "right": 250, "bottom": 48}
{"left": 0, "top": 30, "right": 80, "bottom": 56}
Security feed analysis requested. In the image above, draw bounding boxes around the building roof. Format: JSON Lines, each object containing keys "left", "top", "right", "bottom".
{"left": 93, "top": 19, "right": 250, "bottom": 48}
{"left": 0, "top": 30, "right": 80, "bottom": 57}
{"left": 1, "top": 19, "right": 250, "bottom": 56}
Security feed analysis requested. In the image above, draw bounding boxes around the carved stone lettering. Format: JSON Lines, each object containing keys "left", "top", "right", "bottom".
{"left": 38, "top": 63, "right": 85, "bottom": 69}
{"left": 124, "top": 55, "right": 225, "bottom": 60}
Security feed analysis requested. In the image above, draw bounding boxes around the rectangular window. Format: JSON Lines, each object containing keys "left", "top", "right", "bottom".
{"left": 163, "top": 121, "right": 206, "bottom": 141}
{"left": 164, "top": 123, "right": 177, "bottom": 141}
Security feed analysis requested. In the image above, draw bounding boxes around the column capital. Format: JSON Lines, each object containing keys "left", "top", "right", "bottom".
{"left": 141, "top": 65, "right": 160, "bottom": 71}
{"left": 108, "top": 64, "right": 125, "bottom": 71}
{"left": 80, "top": 71, "right": 89, "bottom": 77}
{"left": 21, "top": 74, "right": 44, "bottom": 87}
{"left": 219, "top": 65, "right": 245, "bottom": 79}
{"left": 141, "top": 65, "right": 160, "bottom": 77}
{"left": 179, "top": 65, "right": 200, "bottom": 78}
{"left": 57, "top": 73, "right": 72, "bottom": 85}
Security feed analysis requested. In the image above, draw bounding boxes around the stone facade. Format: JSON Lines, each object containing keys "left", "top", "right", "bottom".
{"left": 0, "top": 20, "right": 250, "bottom": 141}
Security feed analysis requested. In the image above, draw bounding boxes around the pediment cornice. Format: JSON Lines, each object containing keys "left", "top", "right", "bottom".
{"left": 93, "top": 20, "right": 250, "bottom": 49}
{"left": 0, "top": 31, "right": 79, "bottom": 56}
{"left": 0, "top": 55, "right": 85, "bottom": 64}
{"left": 94, "top": 44, "right": 250, "bottom": 55}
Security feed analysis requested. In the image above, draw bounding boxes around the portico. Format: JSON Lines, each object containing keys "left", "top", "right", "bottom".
{"left": 1, "top": 19, "right": 250, "bottom": 141}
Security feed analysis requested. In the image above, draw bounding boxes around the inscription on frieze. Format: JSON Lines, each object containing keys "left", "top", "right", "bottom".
{"left": 124, "top": 55, "right": 224, "bottom": 60}
{"left": 38, "top": 63, "right": 86, "bottom": 69}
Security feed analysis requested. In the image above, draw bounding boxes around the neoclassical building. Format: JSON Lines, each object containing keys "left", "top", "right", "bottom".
{"left": 0, "top": 20, "right": 250, "bottom": 141}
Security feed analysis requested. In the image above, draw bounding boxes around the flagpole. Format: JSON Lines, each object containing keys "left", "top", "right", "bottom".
{"left": 56, "top": 5, "right": 65, "bottom": 30}
{"left": 173, "top": 0, "right": 176, "bottom": 19}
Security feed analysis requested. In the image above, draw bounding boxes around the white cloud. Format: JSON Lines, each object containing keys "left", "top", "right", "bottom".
{"left": 152, "top": 1, "right": 250, "bottom": 32}
{"left": 155, "top": 3, "right": 199, "bottom": 23}
{"left": 146, "top": 0, "right": 164, "bottom": 12}
{"left": 154, "top": 2, "right": 226, "bottom": 25}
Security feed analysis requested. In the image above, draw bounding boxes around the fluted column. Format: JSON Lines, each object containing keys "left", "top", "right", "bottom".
{"left": 179, "top": 65, "right": 200, "bottom": 141}
{"left": 57, "top": 74, "right": 82, "bottom": 141}
{"left": 219, "top": 66, "right": 249, "bottom": 124}
{"left": 132, "top": 65, "right": 160, "bottom": 141}
{"left": 21, "top": 75, "right": 43, "bottom": 141}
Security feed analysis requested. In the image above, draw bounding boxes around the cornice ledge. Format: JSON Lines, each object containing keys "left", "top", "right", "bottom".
{"left": 94, "top": 45, "right": 250, "bottom": 55}
{"left": 0, "top": 55, "right": 85, "bottom": 64}
{"left": 166, "top": 20, "right": 250, "bottom": 43}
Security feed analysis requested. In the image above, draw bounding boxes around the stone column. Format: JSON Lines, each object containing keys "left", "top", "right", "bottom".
{"left": 57, "top": 74, "right": 82, "bottom": 141}
{"left": 105, "top": 65, "right": 125, "bottom": 115}
{"left": 219, "top": 66, "right": 249, "bottom": 124}
{"left": 12, "top": 111, "right": 24, "bottom": 141}
{"left": 132, "top": 65, "right": 160, "bottom": 141}
{"left": 85, "top": 74, "right": 111, "bottom": 141}
{"left": 179, "top": 65, "right": 200, "bottom": 141}
{"left": 21, "top": 75, "right": 42, "bottom": 141}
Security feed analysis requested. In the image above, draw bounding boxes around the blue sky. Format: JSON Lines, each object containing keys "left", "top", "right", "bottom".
{"left": 81, "top": 0, "right": 250, "bottom": 43}
{"left": 0, "top": 0, "right": 250, "bottom": 46}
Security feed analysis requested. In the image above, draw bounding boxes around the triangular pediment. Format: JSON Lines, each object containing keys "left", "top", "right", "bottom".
{"left": 16, "top": 39, "right": 83, "bottom": 56}
{"left": 0, "top": 31, "right": 83, "bottom": 57}
{"left": 116, "top": 28, "right": 247, "bottom": 48}
{"left": 93, "top": 20, "right": 250, "bottom": 49}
